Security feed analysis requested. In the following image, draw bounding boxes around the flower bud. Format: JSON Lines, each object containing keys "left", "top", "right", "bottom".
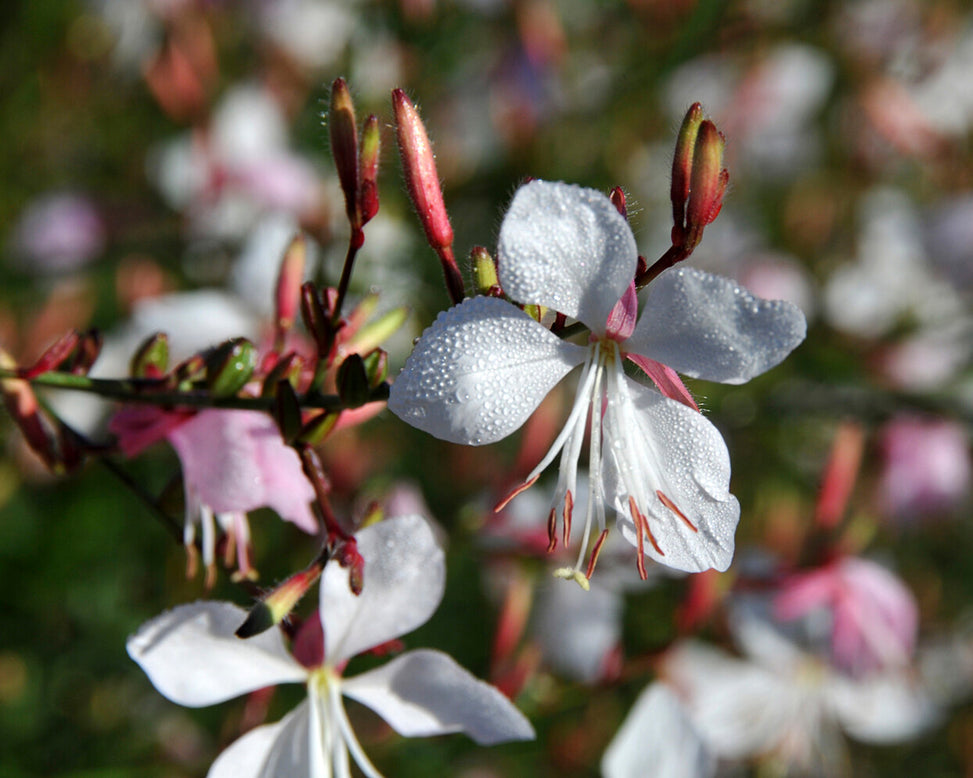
{"left": 296, "top": 410, "right": 339, "bottom": 446}
{"left": 236, "top": 561, "right": 326, "bottom": 638}
{"left": 261, "top": 352, "right": 304, "bottom": 398}
{"left": 275, "top": 234, "right": 306, "bottom": 337}
{"left": 70, "top": 329, "right": 102, "bottom": 375}
{"left": 392, "top": 88, "right": 464, "bottom": 304}
{"left": 471, "top": 246, "right": 500, "bottom": 296}
{"left": 21, "top": 330, "right": 80, "bottom": 379}
{"left": 360, "top": 348, "right": 388, "bottom": 387}
{"left": 300, "top": 282, "right": 336, "bottom": 360}
{"left": 205, "top": 338, "right": 257, "bottom": 396}
{"left": 344, "top": 306, "right": 408, "bottom": 355}
{"left": 274, "top": 379, "right": 303, "bottom": 443}
{"left": 130, "top": 332, "right": 169, "bottom": 378}
{"left": 336, "top": 353, "right": 370, "bottom": 408}
{"left": 358, "top": 114, "right": 381, "bottom": 227}
{"left": 671, "top": 103, "right": 705, "bottom": 241}
{"left": 683, "top": 120, "right": 728, "bottom": 251}
{"left": 329, "top": 77, "right": 360, "bottom": 228}
{"left": 609, "top": 186, "right": 628, "bottom": 220}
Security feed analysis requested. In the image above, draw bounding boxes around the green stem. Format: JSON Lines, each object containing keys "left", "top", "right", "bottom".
{"left": 3, "top": 369, "right": 345, "bottom": 411}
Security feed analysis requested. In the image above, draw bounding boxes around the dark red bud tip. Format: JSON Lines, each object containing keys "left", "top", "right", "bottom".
{"left": 609, "top": 186, "right": 628, "bottom": 220}
{"left": 392, "top": 89, "right": 454, "bottom": 254}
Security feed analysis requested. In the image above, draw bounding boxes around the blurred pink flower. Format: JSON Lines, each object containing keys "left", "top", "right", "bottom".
{"left": 878, "top": 416, "right": 971, "bottom": 520}
{"left": 111, "top": 406, "right": 317, "bottom": 582}
{"left": 775, "top": 557, "right": 918, "bottom": 675}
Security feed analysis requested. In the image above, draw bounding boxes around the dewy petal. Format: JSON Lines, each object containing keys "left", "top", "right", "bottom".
{"left": 601, "top": 683, "right": 715, "bottom": 778}
{"left": 628, "top": 267, "right": 807, "bottom": 384}
{"left": 342, "top": 649, "right": 535, "bottom": 745}
{"left": 607, "top": 381, "right": 739, "bottom": 573}
{"left": 127, "top": 602, "right": 306, "bottom": 707}
{"left": 168, "top": 409, "right": 317, "bottom": 533}
{"left": 388, "top": 296, "right": 586, "bottom": 445}
{"left": 497, "top": 180, "right": 636, "bottom": 331}
{"left": 321, "top": 515, "right": 445, "bottom": 664}
{"left": 208, "top": 706, "right": 306, "bottom": 778}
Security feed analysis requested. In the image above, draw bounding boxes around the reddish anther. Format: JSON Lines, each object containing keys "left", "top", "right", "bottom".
{"left": 657, "top": 489, "right": 698, "bottom": 532}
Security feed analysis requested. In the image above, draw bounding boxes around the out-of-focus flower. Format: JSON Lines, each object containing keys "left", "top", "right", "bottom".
{"left": 663, "top": 613, "right": 938, "bottom": 776}
{"left": 149, "top": 84, "right": 324, "bottom": 240}
{"left": 877, "top": 416, "right": 971, "bottom": 520}
{"left": 601, "top": 682, "right": 715, "bottom": 778}
{"left": 9, "top": 192, "right": 105, "bottom": 273}
{"left": 775, "top": 556, "right": 919, "bottom": 675}
{"left": 390, "top": 180, "right": 805, "bottom": 586}
{"left": 255, "top": 0, "right": 357, "bottom": 72}
{"left": 111, "top": 407, "right": 317, "bottom": 583}
{"left": 127, "top": 515, "right": 535, "bottom": 777}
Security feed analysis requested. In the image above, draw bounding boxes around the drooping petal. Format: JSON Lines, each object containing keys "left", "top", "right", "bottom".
{"left": 388, "top": 296, "right": 586, "bottom": 445}
{"left": 207, "top": 707, "right": 304, "bottom": 778}
{"left": 321, "top": 515, "right": 445, "bottom": 664}
{"left": 342, "top": 649, "right": 535, "bottom": 745}
{"left": 127, "top": 602, "right": 306, "bottom": 707}
{"left": 601, "top": 683, "right": 715, "bottom": 778}
{"left": 168, "top": 409, "right": 317, "bottom": 533}
{"left": 606, "top": 381, "right": 739, "bottom": 573}
{"left": 497, "top": 180, "right": 636, "bottom": 332}
{"left": 628, "top": 267, "right": 806, "bottom": 384}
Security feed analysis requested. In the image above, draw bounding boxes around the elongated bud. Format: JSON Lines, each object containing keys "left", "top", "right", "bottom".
{"left": 205, "top": 338, "right": 257, "bottom": 396}
{"left": 815, "top": 422, "right": 865, "bottom": 531}
{"left": 358, "top": 114, "right": 381, "bottom": 226}
{"left": 274, "top": 379, "right": 303, "bottom": 443}
{"left": 70, "top": 329, "right": 102, "bottom": 375}
{"left": 300, "top": 282, "right": 335, "bottom": 359}
{"left": 344, "top": 306, "right": 408, "bottom": 355}
{"left": 20, "top": 331, "right": 80, "bottom": 379}
{"left": 130, "top": 332, "right": 169, "bottom": 378}
{"left": 360, "top": 348, "right": 388, "bottom": 387}
{"left": 671, "top": 103, "right": 705, "bottom": 241}
{"left": 471, "top": 246, "right": 500, "bottom": 296}
{"left": 330, "top": 78, "right": 360, "bottom": 229}
{"left": 296, "top": 410, "right": 339, "bottom": 446}
{"left": 392, "top": 88, "right": 464, "bottom": 304}
{"left": 236, "top": 560, "right": 326, "bottom": 638}
{"left": 683, "top": 120, "right": 727, "bottom": 251}
{"left": 276, "top": 235, "right": 306, "bottom": 337}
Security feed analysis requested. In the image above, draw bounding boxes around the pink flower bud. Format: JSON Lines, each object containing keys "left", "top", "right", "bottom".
{"left": 393, "top": 89, "right": 464, "bottom": 304}
{"left": 684, "top": 120, "right": 728, "bottom": 251}
{"left": 670, "top": 103, "right": 705, "bottom": 241}
{"left": 275, "top": 233, "right": 306, "bottom": 336}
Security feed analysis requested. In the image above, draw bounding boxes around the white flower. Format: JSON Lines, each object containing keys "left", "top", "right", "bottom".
{"left": 601, "top": 682, "right": 715, "bottom": 778}
{"left": 663, "top": 613, "right": 938, "bottom": 775}
{"left": 127, "top": 515, "right": 534, "bottom": 777}
{"left": 389, "top": 180, "right": 805, "bottom": 585}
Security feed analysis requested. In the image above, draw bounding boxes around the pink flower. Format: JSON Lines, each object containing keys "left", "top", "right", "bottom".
{"left": 775, "top": 557, "right": 918, "bottom": 676}
{"left": 111, "top": 407, "right": 317, "bottom": 583}
{"left": 878, "top": 416, "right": 971, "bottom": 520}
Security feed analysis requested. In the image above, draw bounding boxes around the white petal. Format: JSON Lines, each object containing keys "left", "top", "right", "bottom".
{"left": 663, "top": 642, "right": 795, "bottom": 760}
{"left": 127, "top": 602, "right": 306, "bottom": 707}
{"left": 388, "top": 296, "right": 586, "bottom": 445}
{"left": 533, "top": 578, "right": 622, "bottom": 683}
{"left": 322, "top": 515, "right": 445, "bottom": 664}
{"left": 629, "top": 267, "right": 806, "bottom": 384}
{"left": 608, "top": 383, "right": 739, "bottom": 573}
{"left": 828, "top": 673, "right": 939, "bottom": 744}
{"left": 601, "top": 683, "right": 715, "bottom": 778}
{"left": 497, "top": 180, "right": 636, "bottom": 331}
{"left": 342, "top": 649, "right": 535, "bottom": 745}
{"left": 208, "top": 703, "right": 311, "bottom": 778}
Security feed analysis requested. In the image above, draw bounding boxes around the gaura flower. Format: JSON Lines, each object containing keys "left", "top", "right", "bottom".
{"left": 110, "top": 407, "right": 317, "bottom": 584}
{"left": 127, "top": 515, "right": 535, "bottom": 778}
{"left": 662, "top": 612, "right": 937, "bottom": 776}
{"left": 389, "top": 180, "right": 806, "bottom": 586}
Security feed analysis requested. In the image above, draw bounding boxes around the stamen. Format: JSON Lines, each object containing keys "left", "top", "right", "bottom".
{"left": 585, "top": 528, "right": 610, "bottom": 579}
{"left": 546, "top": 508, "right": 557, "bottom": 552}
{"left": 495, "top": 474, "right": 539, "bottom": 513}
{"left": 657, "top": 489, "right": 698, "bottom": 532}
{"left": 563, "top": 490, "right": 574, "bottom": 546}
{"left": 630, "top": 496, "right": 662, "bottom": 580}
